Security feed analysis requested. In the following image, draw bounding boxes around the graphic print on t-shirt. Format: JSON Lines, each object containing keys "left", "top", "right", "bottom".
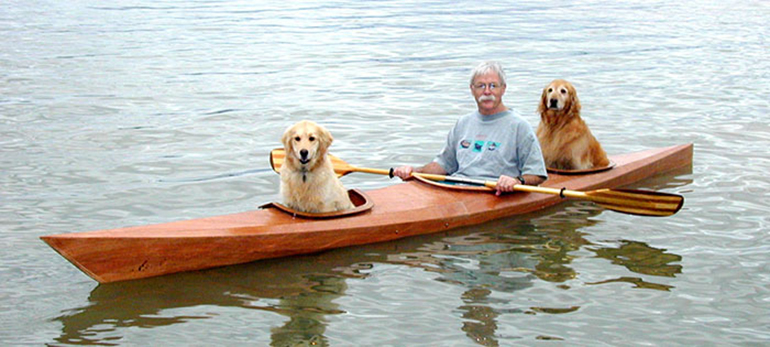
{"left": 473, "top": 140, "right": 485, "bottom": 152}
{"left": 461, "top": 139, "right": 501, "bottom": 153}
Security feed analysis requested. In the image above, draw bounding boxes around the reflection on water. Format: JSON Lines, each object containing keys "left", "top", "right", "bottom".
{"left": 53, "top": 200, "right": 684, "bottom": 346}
{"left": 53, "top": 257, "right": 352, "bottom": 346}
{"left": 265, "top": 274, "right": 346, "bottom": 346}
{"left": 587, "top": 277, "right": 674, "bottom": 292}
{"left": 591, "top": 240, "right": 682, "bottom": 278}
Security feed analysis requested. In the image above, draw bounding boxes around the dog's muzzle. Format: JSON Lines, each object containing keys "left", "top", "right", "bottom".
{"left": 299, "top": 149, "right": 310, "bottom": 165}
{"left": 549, "top": 98, "right": 559, "bottom": 109}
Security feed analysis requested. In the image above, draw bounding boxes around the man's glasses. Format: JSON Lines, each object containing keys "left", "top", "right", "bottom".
{"left": 471, "top": 82, "right": 502, "bottom": 90}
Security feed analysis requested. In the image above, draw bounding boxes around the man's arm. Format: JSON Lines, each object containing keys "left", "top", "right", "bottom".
{"left": 521, "top": 174, "right": 546, "bottom": 186}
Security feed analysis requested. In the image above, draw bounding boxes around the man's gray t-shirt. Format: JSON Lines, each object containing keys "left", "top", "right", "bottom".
{"left": 434, "top": 109, "right": 548, "bottom": 181}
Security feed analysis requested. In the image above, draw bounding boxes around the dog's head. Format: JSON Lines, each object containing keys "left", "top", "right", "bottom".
{"left": 538, "top": 79, "right": 581, "bottom": 116}
{"left": 281, "top": 120, "right": 333, "bottom": 169}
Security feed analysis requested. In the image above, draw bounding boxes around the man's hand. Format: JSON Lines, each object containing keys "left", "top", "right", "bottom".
{"left": 392, "top": 166, "right": 415, "bottom": 180}
{"left": 495, "top": 175, "right": 520, "bottom": 196}
{"left": 393, "top": 162, "right": 447, "bottom": 181}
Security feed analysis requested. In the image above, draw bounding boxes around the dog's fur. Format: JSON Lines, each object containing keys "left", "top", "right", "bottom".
{"left": 536, "top": 79, "right": 609, "bottom": 170}
{"left": 280, "top": 120, "right": 354, "bottom": 213}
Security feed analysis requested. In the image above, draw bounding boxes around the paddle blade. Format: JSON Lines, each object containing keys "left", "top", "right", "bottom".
{"left": 269, "top": 148, "right": 352, "bottom": 178}
{"left": 585, "top": 189, "right": 684, "bottom": 216}
{"left": 269, "top": 148, "right": 285, "bottom": 174}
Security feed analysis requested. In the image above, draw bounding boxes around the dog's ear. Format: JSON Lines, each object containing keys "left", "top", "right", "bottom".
{"left": 317, "top": 125, "right": 333, "bottom": 154}
{"left": 566, "top": 84, "right": 581, "bottom": 115}
{"left": 281, "top": 125, "right": 294, "bottom": 150}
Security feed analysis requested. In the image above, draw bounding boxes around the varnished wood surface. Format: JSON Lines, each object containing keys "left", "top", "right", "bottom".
{"left": 412, "top": 174, "right": 495, "bottom": 191}
{"left": 41, "top": 144, "right": 693, "bottom": 283}
{"left": 547, "top": 160, "right": 616, "bottom": 175}
{"left": 258, "top": 189, "right": 374, "bottom": 219}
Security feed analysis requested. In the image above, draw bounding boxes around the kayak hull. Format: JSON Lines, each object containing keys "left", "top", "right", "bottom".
{"left": 41, "top": 144, "right": 693, "bottom": 283}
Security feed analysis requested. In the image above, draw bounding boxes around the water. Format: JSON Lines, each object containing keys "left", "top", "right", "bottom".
{"left": 2, "top": 0, "right": 769, "bottom": 345}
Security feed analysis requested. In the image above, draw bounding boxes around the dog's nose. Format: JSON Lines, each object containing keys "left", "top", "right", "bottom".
{"left": 300, "top": 149, "right": 308, "bottom": 159}
{"left": 549, "top": 98, "right": 558, "bottom": 109}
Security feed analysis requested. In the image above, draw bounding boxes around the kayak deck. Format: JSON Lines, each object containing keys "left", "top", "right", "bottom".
{"left": 41, "top": 144, "right": 693, "bottom": 283}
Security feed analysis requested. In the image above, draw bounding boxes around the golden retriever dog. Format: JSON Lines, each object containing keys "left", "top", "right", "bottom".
{"left": 280, "top": 120, "right": 354, "bottom": 213}
{"left": 536, "top": 79, "right": 610, "bottom": 170}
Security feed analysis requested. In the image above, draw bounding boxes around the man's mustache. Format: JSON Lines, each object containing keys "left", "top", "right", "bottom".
{"left": 478, "top": 95, "right": 496, "bottom": 102}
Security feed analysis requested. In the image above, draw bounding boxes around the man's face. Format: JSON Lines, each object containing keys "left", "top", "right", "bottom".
{"left": 470, "top": 72, "right": 506, "bottom": 115}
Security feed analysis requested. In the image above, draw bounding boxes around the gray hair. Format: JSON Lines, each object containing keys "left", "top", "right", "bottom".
{"left": 470, "top": 61, "right": 507, "bottom": 86}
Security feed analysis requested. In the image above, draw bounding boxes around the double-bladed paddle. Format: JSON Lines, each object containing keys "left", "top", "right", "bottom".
{"left": 270, "top": 148, "right": 684, "bottom": 216}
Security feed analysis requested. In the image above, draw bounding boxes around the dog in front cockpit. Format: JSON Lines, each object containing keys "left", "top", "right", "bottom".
{"left": 280, "top": 120, "right": 353, "bottom": 213}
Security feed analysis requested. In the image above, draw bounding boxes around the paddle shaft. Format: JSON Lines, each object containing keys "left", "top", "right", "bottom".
{"left": 350, "top": 167, "right": 391, "bottom": 176}
{"left": 419, "top": 174, "right": 582, "bottom": 197}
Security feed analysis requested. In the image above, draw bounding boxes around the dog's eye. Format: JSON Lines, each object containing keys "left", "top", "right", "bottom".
{"left": 309, "top": 136, "right": 315, "bottom": 142}
{"left": 294, "top": 136, "right": 301, "bottom": 141}
{"left": 548, "top": 88, "right": 553, "bottom": 93}
{"left": 560, "top": 88, "right": 567, "bottom": 94}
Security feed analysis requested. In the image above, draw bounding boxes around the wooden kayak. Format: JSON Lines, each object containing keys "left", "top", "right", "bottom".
{"left": 41, "top": 144, "right": 693, "bottom": 283}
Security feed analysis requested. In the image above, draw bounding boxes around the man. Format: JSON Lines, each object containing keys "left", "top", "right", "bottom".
{"left": 392, "top": 61, "right": 548, "bottom": 195}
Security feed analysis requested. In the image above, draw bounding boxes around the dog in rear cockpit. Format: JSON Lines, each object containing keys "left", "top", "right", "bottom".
{"left": 536, "top": 79, "right": 610, "bottom": 170}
